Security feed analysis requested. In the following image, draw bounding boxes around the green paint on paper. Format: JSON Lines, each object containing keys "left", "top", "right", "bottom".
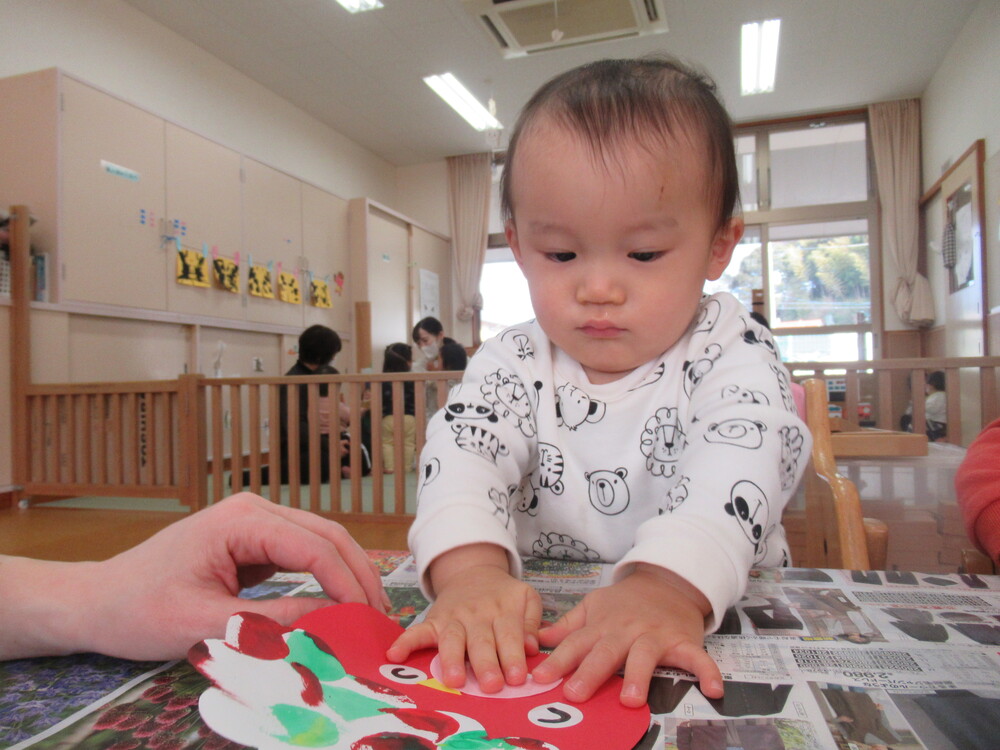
{"left": 322, "top": 684, "right": 392, "bottom": 720}
{"left": 272, "top": 703, "right": 339, "bottom": 747}
{"left": 285, "top": 630, "right": 345, "bottom": 681}
{"left": 441, "top": 731, "right": 525, "bottom": 749}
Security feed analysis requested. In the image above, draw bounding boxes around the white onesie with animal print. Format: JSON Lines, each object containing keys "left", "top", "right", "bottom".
{"left": 408, "top": 293, "right": 811, "bottom": 630}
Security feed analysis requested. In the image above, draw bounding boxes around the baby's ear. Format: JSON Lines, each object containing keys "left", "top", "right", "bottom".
{"left": 706, "top": 217, "right": 744, "bottom": 281}
{"left": 506, "top": 222, "right": 524, "bottom": 265}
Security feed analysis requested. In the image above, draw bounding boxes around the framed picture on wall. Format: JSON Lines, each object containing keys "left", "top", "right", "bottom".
{"left": 948, "top": 181, "right": 975, "bottom": 293}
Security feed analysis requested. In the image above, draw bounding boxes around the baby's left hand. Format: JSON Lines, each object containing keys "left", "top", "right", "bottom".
{"left": 531, "top": 564, "right": 724, "bottom": 706}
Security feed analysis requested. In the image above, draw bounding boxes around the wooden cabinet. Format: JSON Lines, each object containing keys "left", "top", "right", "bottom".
{"left": 164, "top": 123, "right": 244, "bottom": 320}
{"left": 59, "top": 77, "right": 167, "bottom": 309}
{"left": 302, "top": 183, "right": 351, "bottom": 332}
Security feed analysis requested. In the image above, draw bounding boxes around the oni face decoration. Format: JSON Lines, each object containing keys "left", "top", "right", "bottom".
{"left": 190, "top": 603, "right": 649, "bottom": 749}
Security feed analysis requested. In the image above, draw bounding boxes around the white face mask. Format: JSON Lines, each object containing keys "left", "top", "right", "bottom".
{"left": 420, "top": 342, "right": 440, "bottom": 360}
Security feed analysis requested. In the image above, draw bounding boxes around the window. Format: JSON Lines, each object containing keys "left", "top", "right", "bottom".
{"left": 711, "top": 114, "right": 877, "bottom": 362}
{"left": 479, "top": 247, "right": 533, "bottom": 340}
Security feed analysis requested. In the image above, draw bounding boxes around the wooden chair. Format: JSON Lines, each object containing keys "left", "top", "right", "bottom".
{"left": 800, "top": 378, "right": 889, "bottom": 570}
{"left": 960, "top": 548, "right": 996, "bottom": 575}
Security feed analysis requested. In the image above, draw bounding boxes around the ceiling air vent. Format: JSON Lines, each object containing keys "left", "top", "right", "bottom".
{"left": 463, "top": 0, "right": 667, "bottom": 58}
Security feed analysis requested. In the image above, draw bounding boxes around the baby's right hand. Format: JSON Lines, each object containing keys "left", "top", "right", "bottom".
{"left": 386, "top": 548, "right": 542, "bottom": 693}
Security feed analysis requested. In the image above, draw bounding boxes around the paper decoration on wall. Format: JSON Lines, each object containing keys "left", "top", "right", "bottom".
{"left": 248, "top": 260, "right": 274, "bottom": 298}
{"left": 310, "top": 275, "right": 333, "bottom": 308}
{"left": 176, "top": 246, "right": 209, "bottom": 287}
{"left": 278, "top": 264, "right": 301, "bottom": 305}
{"left": 420, "top": 267, "right": 441, "bottom": 318}
{"left": 211, "top": 247, "right": 240, "bottom": 294}
{"left": 190, "top": 603, "right": 650, "bottom": 750}
{"left": 334, "top": 271, "right": 345, "bottom": 295}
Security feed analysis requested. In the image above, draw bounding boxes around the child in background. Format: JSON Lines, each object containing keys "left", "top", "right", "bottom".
{"left": 389, "top": 57, "right": 810, "bottom": 706}
{"left": 380, "top": 342, "right": 417, "bottom": 473}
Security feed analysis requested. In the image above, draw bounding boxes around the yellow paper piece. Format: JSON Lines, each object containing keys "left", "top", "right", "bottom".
{"left": 278, "top": 271, "right": 301, "bottom": 304}
{"left": 248, "top": 264, "right": 274, "bottom": 298}
{"left": 310, "top": 278, "right": 332, "bottom": 308}
{"left": 212, "top": 256, "right": 240, "bottom": 294}
{"left": 176, "top": 248, "right": 209, "bottom": 287}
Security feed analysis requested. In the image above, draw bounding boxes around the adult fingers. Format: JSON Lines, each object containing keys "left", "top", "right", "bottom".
{"left": 249, "top": 498, "right": 387, "bottom": 609}
{"left": 224, "top": 509, "right": 375, "bottom": 607}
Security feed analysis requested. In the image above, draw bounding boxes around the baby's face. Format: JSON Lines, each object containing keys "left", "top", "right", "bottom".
{"left": 507, "top": 121, "right": 741, "bottom": 384}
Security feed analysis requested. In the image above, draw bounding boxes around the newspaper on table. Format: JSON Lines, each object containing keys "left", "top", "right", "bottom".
{"left": 5, "top": 560, "right": 1000, "bottom": 750}
{"left": 388, "top": 558, "right": 1000, "bottom": 750}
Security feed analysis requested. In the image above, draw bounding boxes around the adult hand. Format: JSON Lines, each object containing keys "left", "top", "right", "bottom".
{"left": 532, "top": 564, "right": 723, "bottom": 706}
{"left": 0, "top": 493, "right": 389, "bottom": 661}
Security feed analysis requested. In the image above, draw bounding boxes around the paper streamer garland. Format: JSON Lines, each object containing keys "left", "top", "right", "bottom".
{"left": 189, "top": 603, "right": 650, "bottom": 749}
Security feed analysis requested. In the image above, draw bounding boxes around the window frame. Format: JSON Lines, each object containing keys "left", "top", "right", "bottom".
{"left": 735, "top": 110, "right": 883, "bottom": 360}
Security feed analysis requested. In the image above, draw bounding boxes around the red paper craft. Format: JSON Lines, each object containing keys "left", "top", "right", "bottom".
{"left": 190, "top": 602, "right": 650, "bottom": 749}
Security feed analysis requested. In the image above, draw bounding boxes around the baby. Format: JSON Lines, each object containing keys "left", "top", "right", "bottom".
{"left": 388, "top": 57, "right": 810, "bottom": 707}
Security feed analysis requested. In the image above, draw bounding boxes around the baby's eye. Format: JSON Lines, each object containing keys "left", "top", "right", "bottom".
{"left": 546, "top": 252, "right": 576, "bottom": 263}
{"left": 628, "top": 250, "right": 664, "bottom": 262}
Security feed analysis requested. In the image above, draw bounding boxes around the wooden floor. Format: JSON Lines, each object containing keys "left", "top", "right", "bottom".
{"left": 0, "top": 505, "right": 413, "bottom": 561}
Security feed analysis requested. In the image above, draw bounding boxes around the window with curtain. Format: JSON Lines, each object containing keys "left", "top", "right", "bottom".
{"left": 709, "top": 113, "right": 878, "bottom": 362}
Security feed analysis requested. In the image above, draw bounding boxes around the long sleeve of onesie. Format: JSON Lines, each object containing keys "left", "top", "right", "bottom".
{"left": 956, "top": 417, "right": 1000, "bottom": 564}
{"left": 408, "top": 293, "right": 811, "bottom": 630}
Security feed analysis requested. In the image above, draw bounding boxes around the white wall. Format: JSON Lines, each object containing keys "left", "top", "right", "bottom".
{"left": 921, "top": 0, "right": 1000, "bottom": 313}
{"left": 395, "top": 162, "right": 451, "bottom": 238}
{"left": 0, "top": 0, "right": 398, "bottom": 206}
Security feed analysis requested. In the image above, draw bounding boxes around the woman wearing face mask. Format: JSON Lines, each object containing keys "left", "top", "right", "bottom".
{"left": 412, "top": 316, "right": 467, "bottom": 372}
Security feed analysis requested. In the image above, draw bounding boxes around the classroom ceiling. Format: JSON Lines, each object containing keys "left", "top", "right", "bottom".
{"left": 123, "top": 0, "right": 980, "bottom": 166}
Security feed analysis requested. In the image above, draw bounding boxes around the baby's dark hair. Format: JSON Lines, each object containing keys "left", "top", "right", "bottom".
{"left": 927, "top": 370, "right": 946, "bottom": 391}
{"left": 500, "top": 56, "right": 740, "bottom": 233}
{"left": 298, "top": 324, "right": 341, "bottom": 367}
{"left": 383, "top": 342, "right": 412, "bottom": 373}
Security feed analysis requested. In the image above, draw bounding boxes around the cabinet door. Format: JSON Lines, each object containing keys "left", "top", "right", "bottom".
{"left": 60, "top": 77, "right": 167, "bottom": 308}
{"left": 367, "top": 209, "right": 411, "bottom": 359}
{"left": 165, "top": 124, "right": 244, "bottom": 320}
{"left": 242, "top": 158, "right": 305, "bottom": 327}
{"left": 302, "top": 183, "right": 351, "bottom": 333}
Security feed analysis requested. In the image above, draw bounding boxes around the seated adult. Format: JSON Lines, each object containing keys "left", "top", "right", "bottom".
{"left": 0, "top": 493, "right": 388, "bottom": 661}
{"left": 412, "top": 316, "right": 467, "bottom": 372}
{"left": 379, "top": 343, "right": 417, "bottom": 473}
{"left": 900, "top": 370, "right": 947, "bottom": 441}
{"left": 956, "top": 416, "right": 1000, "bottom": 567}
{"left": 247, "top": 325, "right": 369, "bottom": 486}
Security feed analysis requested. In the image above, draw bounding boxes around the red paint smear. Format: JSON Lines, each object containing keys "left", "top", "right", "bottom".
{"left": 355, "top": 675, "right": 408, "bottom": 700}
{"left": 232, "top": 612, "right": 291, "bottom": 660}
{"left": 507, "top": 739, "right": 553, "bottom": 749}
{"left": 291, "top": 661, "right": 324, "bottom": 706}
{"left": 351, "top": 734, "right": 435, "bottom": 750}
{"left": 187, "top": 641, "right": 210, "bottom": 670}
{"left": 381, "top": 708, "right": 459, "bottom": 743}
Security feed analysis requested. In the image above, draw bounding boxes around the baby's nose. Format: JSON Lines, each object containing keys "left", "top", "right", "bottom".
{"left": 577, "top": 270, "right": 625, "bottom": 305}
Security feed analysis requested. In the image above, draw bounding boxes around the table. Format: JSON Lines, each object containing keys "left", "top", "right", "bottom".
{"left": 3, "top": 555, "right": 1000, "bottom": 750}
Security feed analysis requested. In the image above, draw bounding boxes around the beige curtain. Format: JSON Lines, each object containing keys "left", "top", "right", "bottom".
{"left": 446, "top": 152, "right": 491, "bottom": 325}
{"left": 869, "top": 99, "right": 935, "bottom": 327}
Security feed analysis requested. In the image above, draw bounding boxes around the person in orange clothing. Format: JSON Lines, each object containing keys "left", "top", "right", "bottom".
{"left": 956, "top": 416, "right": 1000, "bottom": 566}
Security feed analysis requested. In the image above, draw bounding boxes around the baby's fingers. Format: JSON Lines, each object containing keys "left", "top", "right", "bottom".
{"left": 386, "top": 622, "right": 438, "bottom": 663}
{"left": 622, "top": 638, "right": 723, "bottom": 704}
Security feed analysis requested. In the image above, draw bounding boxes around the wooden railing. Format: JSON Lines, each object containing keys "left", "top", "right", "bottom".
{"left": 18, "top": 371, "right": 456, "bottom": 516}
{"left": 785, "top": 356, "right": 1000, "bottom": 446}
{"left": 15, "top": 356, "right": 1000, "bottom": 514}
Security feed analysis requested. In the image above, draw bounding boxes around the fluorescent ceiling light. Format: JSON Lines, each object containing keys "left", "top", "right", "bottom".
{"left": 741, "top": 19, "right": 780, "bottom": 95}
{"left": 335, "top": 0, "right": 382, "bottom": 13}
{"left": 423, "top": 73, "right": 502, "bottom": 132}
